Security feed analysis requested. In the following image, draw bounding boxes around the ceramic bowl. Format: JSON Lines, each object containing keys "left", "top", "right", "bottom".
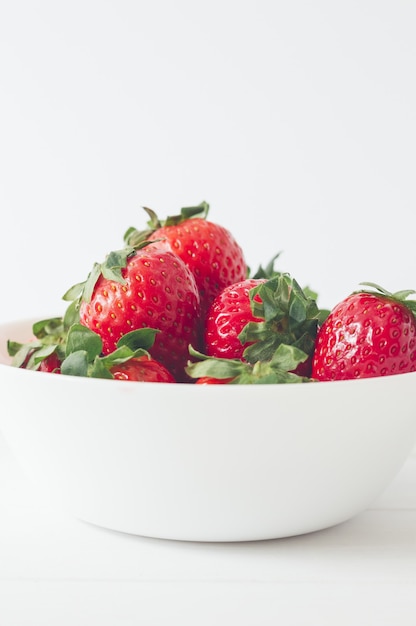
{"left": 1, "top": 317, "right": 416, "bottom": 542}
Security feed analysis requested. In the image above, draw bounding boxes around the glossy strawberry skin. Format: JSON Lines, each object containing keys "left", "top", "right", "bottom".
{"left": 39, "top": 353, "right": 62, "bottom": 373}
{"left": 148, "top": 218, "right": 247, "bottom": 317}
{"left": 312, "top": 292, "right": 416, "bottom": 381}
{"left": 204, "top": 278, "right": 265, "bottom": 360}
{"left": 79, "top": 246, "right": 200, "bottom": 382}
{"left": 110, "top": 356, "right": 176, "bottom": 383}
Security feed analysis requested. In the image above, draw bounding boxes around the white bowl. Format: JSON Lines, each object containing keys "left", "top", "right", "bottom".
{"left": 1, "top": 317, "right": 416, "bottom": 542}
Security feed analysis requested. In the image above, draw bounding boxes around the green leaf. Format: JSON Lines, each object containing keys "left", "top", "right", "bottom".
{"left": 392, "top": 289, "right": 416, "bottom": 301}
{"left": 100, "top": 345, "right": 136, "bottom": 366}
{"left": 317, "top": 308, "right": 330, "bottom": 325}
{"left": 142, "top": 206, "right": 162, "bottom": 229}
{"left": 180, "top": 201, "right": 209, "bottom": 220}
{"left": 186, "top": 356, "right": 244, "bottom": 380}
{"left": 289, "top": 295, "right": 307, "bottom": 324}
{"left": 89, "top": 357, "right": 114, "bottom": 379}
{"left": 63, "top": 300, "right": 81, "bottom": 329}
{"left": 101, "top": 247, "right": 135, "bottom": 283}
{"left": 82, "top": 262, "right": 103, "bottom": 303}
{"left": 66, "top": 324, "right": 103, "bottom": 361}
{"left": 62, "top": 281, "right": 86, "bottom": 302}
{"left": 269, "top": 343, "right": 308, "bottom": 372}
{"left": 7, "top": 340, "right": 26, "bottom": 358}
{"left": 359, "top": 282, "right": 391, "bottom": 296}
{"left": 61, "top": 351, "right": 89, "bottom": 377}
{"left": 26, "top": 344, "right": 59, "bottom": 370}
{"left": 7, "top": 341, "right": 38, "bottom": 367}
{"left": 250, "top": 252, "right": 282, "bottom": 280}
{"left": 32, "top": 317, "right": 64, "bottom": 339}
{"left": 116, "top": 327, "right": 159, "bottom": 352}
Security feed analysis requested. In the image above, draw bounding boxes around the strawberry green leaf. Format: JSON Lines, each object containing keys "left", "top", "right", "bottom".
{"left": 82, "top": 262, "right": 102, "bottom": 304}
{"left": 89, "top": 357, "right": 114, "bottom": 379}
{"left": 7, "top": 341, "right": 39, "bottom": 367}
{"left": 250, "top": 252, "right": 282, "bottom": 280}
{"left": 186, "top": 347, "right": 245, "bottom": 380}
{"left": 269, "top": 343, "right": 308, "bottom": 371}
{"left": 358, "top": 282, "right": 416, "bottom": 317}
{"left": 116, "top": 328, "right": 159, "bottom": 352}
{"left": 62, "top": 281, "right": 86, "bottom": 302}
{"left": 7, "top": 340, "right": 27, "bottom": 358}
{"left": 392, "top": 289, "right": 416, "bottom": 300}
{"left": 99, "top": 345, "right": 143, "bottom": 366}
{"left": 65, "top": 324, "right": 103, "bottom": 361}
{"left": 186, "top": 344, "right": 312, "bottom": 384}
{"left": 179, "top": 201, "right": 210, "bottom": 220}
{"left": 33, "top": 317, "right": 64, "bottom": 339}
{"left": 26, "top": 344, "right": 58, "bottom": 369}
{"left": 238, "top": 273, "right": 320, "bottom": 365}
{"left": 100, "top": 247, "right": 135, "bottom": 284}
{"left": 61, "top": 350, "right": 89, "bottom": 377}
{"left": 63, "top": 300, "right": 80, "bottom": 328}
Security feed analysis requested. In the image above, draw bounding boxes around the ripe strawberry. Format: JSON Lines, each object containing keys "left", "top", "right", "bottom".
{"left": 124, "top": 202, "right": 247, "bottom": 318}
{"left": 110, "top": 356, "right": 175, "bottom": 383}
{"left": 60, "top": 324, "right": 177, "bottom": 382}
{"left": 202, "top": 273, "right": 321, "bottom": 377}
{"left": 311, "top": 283, "right": 416, "bottom": 381}
{"left": 204, "top": 278, "right": 265, "bottom": 359}
{"left": 65, "top": 242, "right": 201, "bottom": 382}
{"left": 39, "top": 352, "right": 62, "bottom": 373}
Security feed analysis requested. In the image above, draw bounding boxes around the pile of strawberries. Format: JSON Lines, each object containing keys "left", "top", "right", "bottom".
{"left": 8, "top": 203, "right": 416, "bottom": 384}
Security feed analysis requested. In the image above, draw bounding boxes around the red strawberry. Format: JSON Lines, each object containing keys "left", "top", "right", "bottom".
{"left": 204, "top": 278, "right": 266, "bottom": 360}
{"left": 203, "top": 274, "right": 320, "bottom": 377}
{"left": 54, "top": 324, "right": 177, "bottom": 382}
{"left": 39, "top": 352, "right": 62, "bottom": 373}
{"left": 67, "top": 243, "right": 200, "bottom": 382}
{"left": 311, "top": 283, "right": 416, "bottom": 381}
{"left": 110, "top": 356, "right": 175, "bottom": 383}
{"left": 186, "top": 273, "right": 321, "bottom": 383}
{"left": 124, "top": 202, "right": 247, "bottom": 318}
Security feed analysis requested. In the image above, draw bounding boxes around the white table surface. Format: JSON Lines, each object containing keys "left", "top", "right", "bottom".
{"left": 1, "top": 429, "right": 415, "bottom": 626}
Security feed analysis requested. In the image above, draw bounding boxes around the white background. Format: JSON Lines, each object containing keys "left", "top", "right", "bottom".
{"left": 1, "top": 0, "right": 415, "bottom": 322}
{"left": 1, "top": 5, "right": 416, "bottom": 624}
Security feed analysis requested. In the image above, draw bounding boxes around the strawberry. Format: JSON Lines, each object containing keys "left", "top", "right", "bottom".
{"left": 39, "top": 352, "right": 62, "bottom": 373}
{"left": 64, "top": 242, "right": 201, "bottom": 382}
{"left": 124, "top": 202, "right": 247, "bottom": 318}
{"left": 202, "top": 273, "right": 321, "bottom": 378}
{"left": 311, "top": 283, "right": 416, "bottom": 381}
{"left": 61, "top": 324, "right": 176, "bottom": 382}
{"left": 204, "top": 277, "right": 266, "bottom": 360}
{"left": 110, "top": 356, "right": 175, "bottom": 383}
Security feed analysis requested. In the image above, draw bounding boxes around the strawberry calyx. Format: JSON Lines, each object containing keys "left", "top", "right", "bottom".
{"left": 60, "top": 325, "right": 160, "bottom": 379}
{"left": 186, "top": 345, "right": 312, "bottom": 384}
{"left": 8, "top": 317, "right": 69, "bottom": 371}
{"left": 123, "top": 201, "right": 210, "bottom": 248}
{"left": 249, "top": 252, "right": 282, "bottom": 280}
{"left": 239, "top": 273, "right": 321, "bottom": 365}
{"left": 62, "top": 239, "right": 166, "bottom": 326}
{"left": 358, "top": 282, "right": 416, "bottom": 316}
